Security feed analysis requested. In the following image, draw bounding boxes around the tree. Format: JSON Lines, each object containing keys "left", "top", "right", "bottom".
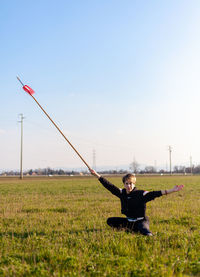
{"left": 28, "top": 169, "right": 33, "bottom": 175}
{"left": 144, "top": 166, "right": 156, "bottom": 173}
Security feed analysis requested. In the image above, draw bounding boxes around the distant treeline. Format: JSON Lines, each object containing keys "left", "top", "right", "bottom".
{"left": 0, "top": 165, "right": 199, "bottom": 176}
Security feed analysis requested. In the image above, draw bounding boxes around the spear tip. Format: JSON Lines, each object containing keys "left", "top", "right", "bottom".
{"left": 16, "top": 76, "right": 24, "bottom": 86}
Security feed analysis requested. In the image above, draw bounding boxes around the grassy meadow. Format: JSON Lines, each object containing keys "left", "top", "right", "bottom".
{"left": 0, "top": 175, "right": 199, "bottom": 276}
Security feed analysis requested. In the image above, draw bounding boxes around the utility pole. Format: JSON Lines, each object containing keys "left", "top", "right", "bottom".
{"left": 168, "top": 146, "right": 172, "bottom": 175}
{"left": 18, "top": 114, "right": 25, "bottom": 179}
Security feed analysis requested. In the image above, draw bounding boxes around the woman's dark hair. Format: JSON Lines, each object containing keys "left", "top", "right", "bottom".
{"left": 122, "top": 173, "right": 136, "bottom": 184}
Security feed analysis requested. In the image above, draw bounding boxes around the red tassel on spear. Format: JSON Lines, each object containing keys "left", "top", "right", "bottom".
{"left": 17, "top": 77, "right": 35, "bottom": 95}
{"left": 16, "top": 76, "right": 92, "bottom": 171}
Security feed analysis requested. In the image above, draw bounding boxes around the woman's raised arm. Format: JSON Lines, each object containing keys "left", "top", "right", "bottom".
{"left": 161, "top": 184, "right": 184, "bottom": 195}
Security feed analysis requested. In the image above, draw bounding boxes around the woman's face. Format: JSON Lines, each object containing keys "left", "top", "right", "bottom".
{"left": 124, "top": 177, "right": 136, "bottom": 194}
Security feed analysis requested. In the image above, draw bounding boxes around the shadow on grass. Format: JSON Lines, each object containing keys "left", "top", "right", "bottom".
{"left": 21, "top": 208, "right": 42, "bottom": 213}
{"left": 158, "top": 216, "right": 192, "bottom": 226}
{"left": 21, "top": 208, "right": 68, "bottom": 213}
{"left": 0, "top": 231, "right": 46, "bottom": 239}
{"left": 47, "top": 208, "right": 68, "bottom": 213}
{"left": 66, "top": 228, "right": 103, "bottom": 235}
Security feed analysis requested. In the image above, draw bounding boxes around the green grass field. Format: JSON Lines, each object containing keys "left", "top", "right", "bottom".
{"left": 0, "top": 175, "right": 199, "bottom": 276}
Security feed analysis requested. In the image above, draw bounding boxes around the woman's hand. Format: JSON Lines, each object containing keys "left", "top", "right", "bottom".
{"left": 162, "top": 184, "right": 184, "bottom": 195}
{"left": 172, "top": 184, "right": 184, "bottom": 192}
{"left": 89, "top": 168, "right": 101, "bottom": 178}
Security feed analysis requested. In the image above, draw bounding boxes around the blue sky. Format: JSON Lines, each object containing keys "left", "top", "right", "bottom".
{"left": 1, "top": 0, "right": 200, "bottom": 171}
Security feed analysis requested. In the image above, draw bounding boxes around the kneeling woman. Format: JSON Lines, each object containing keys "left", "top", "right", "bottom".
{"left": 90, "top": 169, "right": 184, "bottom": 236}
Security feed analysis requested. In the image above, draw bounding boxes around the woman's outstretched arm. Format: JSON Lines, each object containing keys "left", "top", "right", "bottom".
{"left": 89, "top": 168, "right": 122, "bottom": 198}
{"left": 161, "top": 184, "right": 184, "bottom": 195}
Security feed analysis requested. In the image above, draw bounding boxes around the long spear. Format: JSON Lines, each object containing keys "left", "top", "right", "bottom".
{"left": 16, "top": 76, "right": 92, "bottom": 171}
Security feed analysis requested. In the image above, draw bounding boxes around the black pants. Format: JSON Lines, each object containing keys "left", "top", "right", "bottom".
{"left": 107, "top": 217, "right": 152, "bottom": 236}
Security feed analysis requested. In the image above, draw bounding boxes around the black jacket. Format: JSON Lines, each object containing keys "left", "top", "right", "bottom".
{"left": 99, "top": 177, "right": 162, "bottom": 218}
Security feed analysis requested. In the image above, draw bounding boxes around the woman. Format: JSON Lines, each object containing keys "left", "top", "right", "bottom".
{"left": 90, "top": 169, "right": 184, "bottom": 236}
